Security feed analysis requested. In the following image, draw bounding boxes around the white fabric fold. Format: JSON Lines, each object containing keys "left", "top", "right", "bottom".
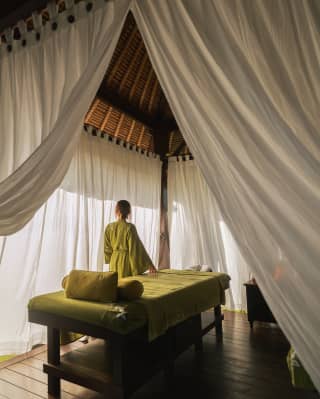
{"left": 0, "top": 0, "right": 130, "bottom": 235}
{"left": 168, "top": 158, "right": 250, "bottom": 310}
{"left": 132, "top": 0, "right": 320, "bottom": 389}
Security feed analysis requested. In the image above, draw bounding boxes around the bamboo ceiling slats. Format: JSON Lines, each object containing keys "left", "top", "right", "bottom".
{"left": 85, "top": 11, "right": 182, "bottom": 154}
{"left": 169, "top": 131, "right": 190, "bottom": 156}
{"left": 84, "top": 98, "right": 155, "bottom": 152}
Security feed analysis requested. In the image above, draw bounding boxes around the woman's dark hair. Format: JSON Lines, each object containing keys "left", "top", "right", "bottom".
{"left": 116, "top": 200, "right": 131, "bottom": 220}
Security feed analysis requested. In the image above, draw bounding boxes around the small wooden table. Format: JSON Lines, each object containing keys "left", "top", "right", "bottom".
{"left": 244, "top": 280, "right": 276, "bottom": 328}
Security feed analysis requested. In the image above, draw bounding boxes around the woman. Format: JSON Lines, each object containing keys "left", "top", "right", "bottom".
{"left": 104, "top": 200, "right": 157, "bottom": 278}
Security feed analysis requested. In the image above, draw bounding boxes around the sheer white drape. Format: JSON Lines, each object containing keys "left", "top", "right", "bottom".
{"left": 168, "top": 157, "right": 249, "bottom": 310}
{"left": 0, "top": 0, "right": 130, "bottom": 235}
{"left": 0, "top": 132, "right": 161, "bottom": 355}
{"left": 132, "top": 0, "right": 320, "bottom": 389}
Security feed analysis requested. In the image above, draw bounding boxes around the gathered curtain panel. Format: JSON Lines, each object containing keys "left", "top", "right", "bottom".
{"left": 0, "top": 132, "right": 161, "bottom": 354}
{"left": 168, "top": 157, "right": 250, "bottom": 310}
{"left": 132, "top": 0, "right": 320, "bottom": 390}
{"left": 0, "top": 0, "right": 130, "bottom": 235}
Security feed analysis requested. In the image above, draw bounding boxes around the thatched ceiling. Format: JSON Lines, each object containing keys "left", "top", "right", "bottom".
{"left": 0, "top": 3, "right": 190, "bottom": 156}
{"left": 85, "top": 12, "right": 189, "bottom": 155}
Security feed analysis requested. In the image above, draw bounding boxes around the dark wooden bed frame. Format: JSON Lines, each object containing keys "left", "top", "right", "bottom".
{"left": 29, "top": 305, "right": 223, "bottom": 398}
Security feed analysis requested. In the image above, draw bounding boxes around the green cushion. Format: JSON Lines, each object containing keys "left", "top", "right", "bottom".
{"left": 118, "top": 278, "right": 144, "bottom": 300}
{"left": 65, "top": 270, "right": 118, "bottom": 303}
{"left": 61, "top": 275, "right": 68, "bottom": 289}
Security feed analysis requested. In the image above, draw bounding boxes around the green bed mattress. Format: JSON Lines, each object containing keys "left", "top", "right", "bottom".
{"left": 28, "top": 269, "right": 230, "bottom": 341}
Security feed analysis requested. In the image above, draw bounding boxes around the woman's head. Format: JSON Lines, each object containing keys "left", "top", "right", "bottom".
{"left": 115, "top": 200, "right": 131, "bottom": 220}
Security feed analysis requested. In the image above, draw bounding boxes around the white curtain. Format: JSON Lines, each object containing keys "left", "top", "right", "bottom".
{"left": 168, "top": 157, "right": 250, "bottom": 310}
{"left": 0, "top": 132, "right": 161, "bottom": 355}
{"left": 0, "top": 0, "right": 130, "bottom": 235}
{"left": 132, "top": 0, "right": 320, "bottom": 390}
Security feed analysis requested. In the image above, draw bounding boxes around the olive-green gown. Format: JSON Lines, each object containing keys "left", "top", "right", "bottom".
{"left": 104, "top": 219, "right": 153, "bottom": 278}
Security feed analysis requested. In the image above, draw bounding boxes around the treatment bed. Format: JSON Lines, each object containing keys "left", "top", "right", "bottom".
{"left": 28, "top": 269, "right": 230, "bottom": 398}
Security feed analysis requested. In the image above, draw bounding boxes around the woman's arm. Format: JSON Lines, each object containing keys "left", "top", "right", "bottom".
{"left": 128, "top": 224, "right": 156, "bottom": 275}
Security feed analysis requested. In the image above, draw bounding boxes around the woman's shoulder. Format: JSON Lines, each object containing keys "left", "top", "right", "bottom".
{"left": 125, "top": 222, "right": 138, "bottom": 235}
{"left": 105, "top": 221, "right": 117, "bottom": 232}
{"left": 106, "top": 221, "right": 135, "bottom": 231}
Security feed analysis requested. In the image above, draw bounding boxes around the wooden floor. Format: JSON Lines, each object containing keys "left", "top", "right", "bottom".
{"left": 0, "top": 312, "right": 318, "bottom": 399}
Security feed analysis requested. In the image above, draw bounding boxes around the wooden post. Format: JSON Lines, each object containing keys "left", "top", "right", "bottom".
{"left": 158, "top": 159, "right": 170, "bottom": 269}
{"left": 47, "top": 327, "right": 61, "bottom": 397}
{"left": 153, "top": 129, "right": 171, "bottom": 269}
{"left": 194, "top": 314, "right": 203, "bottom": 352}
{"left": 110, "top": 336, "right": 128, "bottom": 399}
{"left": 214, "top": 305, "right": 223, "bottom": 342}
{"left": 163, "top": 329, "right": 175, "bottom": 388}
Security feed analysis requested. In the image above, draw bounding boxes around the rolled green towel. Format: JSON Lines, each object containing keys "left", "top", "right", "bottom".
{"left": 64, "top": 270, "right": 118, "bottom": 303}
{"left": 61, "top": 275, "right": 68, "bottom": 289}
{"left": 118, "top": 278, "right": 144, "bottom": 300}
{"left": 62, "top": 273, "right": 144, "bottom": 301}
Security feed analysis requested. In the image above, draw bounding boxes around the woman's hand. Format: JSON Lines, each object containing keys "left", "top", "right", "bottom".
{"left": 148, "top": 265, "right": 157, "bottom": 276}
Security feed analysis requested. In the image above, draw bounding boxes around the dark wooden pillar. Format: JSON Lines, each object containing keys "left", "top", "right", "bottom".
{"left": 153, "top": 130, "right": 170, "bottom": 269}
{"left": 47, "top": 327, "right": 61, "bottom": 397}
{"left": 214, "top": 305, "right": 223, "bottom": 342}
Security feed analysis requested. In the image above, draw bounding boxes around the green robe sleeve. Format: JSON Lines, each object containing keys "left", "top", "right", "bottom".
{"left": 128, "top": 224, "right": 154, "bottom": 275}
{"left": 104, "top": 225, "right": 113, "bottom": 264}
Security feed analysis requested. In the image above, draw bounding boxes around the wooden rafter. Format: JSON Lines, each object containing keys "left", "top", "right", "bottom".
{"left": 106, "top": 23, "right": 138, "bottom": 87}
{"left": 139, "top": 62, "right": 154, "bottom": 109}
{"left": 128, "top": 53, "right": 148, "bottom": 102}
{"left": 113, "top": 113, "right": 125, "bottom": 138}
{"left": 84, "top": 98, "right": 100, "bottom": 125}
{"left": 119, "top": 41, "right": 145, "bottom": 95}
{"left": 137, "top": 125, "right": 145, "bottom": 147}
{"left": 100, "top": 105, "right": 113, "bottom": 132}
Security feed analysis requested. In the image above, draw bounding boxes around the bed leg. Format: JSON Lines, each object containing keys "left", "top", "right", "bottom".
{"left": 110, "top": 337, "right": 127, "bottom": 398}
{"left": 194, "top": 338, "right": 203, "bottom": 352}
{"left": 194, "top": 314, "right": 203, "bottom": 352}
{"left": 164, "top": 361, "right": 174, "bottom": 388}
{"left": 164, "top": 329, "right": 175, "bottom": 388}
{"left": 214, "top": 305, "right": 223, "bottom": 342}
{"left": 104, "top": 386, "right": 127, "bottom": 399}
{"left": 47, "top": 327, "right": 61, "bottom": 397}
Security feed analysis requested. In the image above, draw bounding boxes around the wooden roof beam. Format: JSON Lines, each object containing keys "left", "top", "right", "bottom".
{"left": 97, "top": 88, "right": 178, "bottom": 133}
